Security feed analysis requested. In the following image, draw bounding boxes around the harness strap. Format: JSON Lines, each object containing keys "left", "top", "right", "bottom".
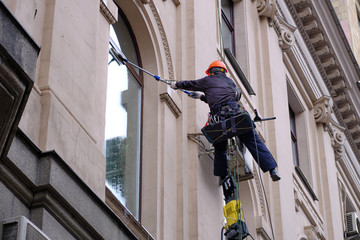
{"left": 211, "top": 101, "right": 238, "bottom": 115}
{"left": 231, "top": 116, "right": 236, "bottom": 133}
{"left": 222, "top": 119, "right": 226, "bottom": 135}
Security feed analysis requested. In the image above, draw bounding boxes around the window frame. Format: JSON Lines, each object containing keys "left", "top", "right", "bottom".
{"left": 221, "top": 0, "right": 235, "bottom": 56}
{"left": 105, "top": 7, "right": 144, "bottom": 221}
{"left": 287, "top": 81, "right": 318, "bottom": 201}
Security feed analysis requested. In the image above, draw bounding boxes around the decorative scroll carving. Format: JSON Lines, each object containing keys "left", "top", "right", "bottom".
{"left": 314, "top": 96, "right": 332, "bottom": 125}
{"left": 100, "top": 0, "right": 117, "bottom": 24}
{"left": 273, "top": 12, "right": 296, "bottom": 51}
{"left": 160, "top": 93, "right": 181, "bottom": 118}
{"left": 149, "top": 1, "right": 174, "bottom": 80}
{"left": 329, "top": 121, "right": 346, "bottom": 158}
{"left": 257, "top": 0, "right": 277, "bottom": 19}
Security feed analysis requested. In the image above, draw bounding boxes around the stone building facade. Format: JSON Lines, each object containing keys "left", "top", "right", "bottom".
{"left": 0, "top": 0, "right": 360, "bottom": 240}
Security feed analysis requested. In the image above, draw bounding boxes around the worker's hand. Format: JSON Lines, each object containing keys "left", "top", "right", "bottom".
{"left": 170, "top": 81, "right": 178, "bottom": 90}
{"left": 189, "top": 92, "right": 201, "bottom": 99}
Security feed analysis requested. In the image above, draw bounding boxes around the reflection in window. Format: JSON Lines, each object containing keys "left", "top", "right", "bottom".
{"left": 105, "top": 11, "right": 142, "bottom": 219}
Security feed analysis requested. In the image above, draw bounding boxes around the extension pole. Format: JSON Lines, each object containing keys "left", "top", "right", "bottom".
{"left": 110, "top": 44, "right": 191, "bottom": 95}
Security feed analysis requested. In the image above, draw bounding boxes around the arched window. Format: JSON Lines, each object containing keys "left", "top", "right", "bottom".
{"left": 104, "top": 9, "right": 142, "bottom": 219}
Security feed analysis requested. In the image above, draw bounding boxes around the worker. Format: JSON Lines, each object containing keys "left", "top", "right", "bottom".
{"left": 170, "top": 60, "right": 281, "bottom": 182}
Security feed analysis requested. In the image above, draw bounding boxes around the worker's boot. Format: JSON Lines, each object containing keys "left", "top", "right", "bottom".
{"left": 270, "top": 168, "right": 281, "bottom": 181}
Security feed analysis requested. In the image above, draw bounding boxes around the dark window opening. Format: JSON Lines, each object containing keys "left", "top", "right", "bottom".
{"left": 221, "top": 0, "right": 235, "bottom": 55}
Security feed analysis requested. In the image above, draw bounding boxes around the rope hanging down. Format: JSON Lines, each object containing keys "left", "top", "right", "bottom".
{"left": 109, "top": 39, "right": 191, "bottom": 96}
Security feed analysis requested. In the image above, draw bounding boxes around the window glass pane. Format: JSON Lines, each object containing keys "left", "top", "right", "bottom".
{"left": 105, "top": 12, "right": 142, "bottom": 219}
{"left": 221, "top": 0, "right": 231, "bottom": 21}
{"left": 221, "top": 0, "right": 234, "bottom": 55}
{"left": 289, "top": 108, "right": 296, "bottom": 134}
{"left": 289, "top": 107, "right": 299, "bottom": 166}
{"left": 292, "top": 141, "right": 299, "bottom": 166}
{"left": 111, "top": 15, "right": 140, "bottom": 75}
{"left": 222, "top": 17, "right": 232, "bottom": 52}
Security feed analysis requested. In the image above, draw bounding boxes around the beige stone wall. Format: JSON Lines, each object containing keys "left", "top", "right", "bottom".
{"left": 3, "top": 0, "right": 116, "bottom": 199}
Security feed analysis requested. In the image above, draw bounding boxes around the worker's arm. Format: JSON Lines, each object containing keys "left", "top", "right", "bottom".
{"left": 173, "top": 77, "right": 208, "bottom": 92}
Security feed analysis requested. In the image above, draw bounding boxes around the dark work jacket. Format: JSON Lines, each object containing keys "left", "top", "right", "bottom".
{"left": 175, "top": 72, "right": 240, "bottom": 113}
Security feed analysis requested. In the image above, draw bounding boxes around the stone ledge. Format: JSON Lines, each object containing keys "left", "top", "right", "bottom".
{"left": 1, "top": 129, "right": 144, "bottom": 240}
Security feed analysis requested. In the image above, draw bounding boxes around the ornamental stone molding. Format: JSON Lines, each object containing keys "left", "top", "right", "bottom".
{"left": 253, "top": 167, "right": 267, "bottom": 220}
{"left": 329, "top": 120, "right": 346, "bottom": 158}
{"left": 314, "top": 96, "right": 332, "bottom": 125}
{"left": 256, "top": 0, "right": 277, "bottom": 19}
{"left": 273, "top": 12, "right": 297, "bottom": 51}
{"left": 160, "top": 93, "right": 181, "bottom": 118}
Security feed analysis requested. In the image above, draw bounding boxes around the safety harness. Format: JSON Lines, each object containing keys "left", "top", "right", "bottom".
{"left": 201, "top": 102, "right": 254, "bottom": 144}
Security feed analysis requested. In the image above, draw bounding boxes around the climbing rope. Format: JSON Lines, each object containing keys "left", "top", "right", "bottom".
{"left": 229, "top": 138, "right": 243, "bottom": 240}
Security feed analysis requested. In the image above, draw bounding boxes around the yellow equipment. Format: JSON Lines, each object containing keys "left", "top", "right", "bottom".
{"left": 223, "top": 200, "right": 244, "bottom": 229}
{"left": 221, "top": 175, "right": 249, "bottom": 239}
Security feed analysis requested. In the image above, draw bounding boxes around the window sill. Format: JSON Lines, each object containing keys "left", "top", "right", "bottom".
{"left": 105, "top": 188, "right": 154, "bottom": 240}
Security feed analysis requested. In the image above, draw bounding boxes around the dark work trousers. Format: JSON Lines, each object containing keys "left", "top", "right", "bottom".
{"left": 213, "top": 129, "right": 278, "bottom": 177}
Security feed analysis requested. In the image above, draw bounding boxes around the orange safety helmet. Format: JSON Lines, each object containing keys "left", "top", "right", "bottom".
{"left": 205, "top": 60, "right": 227, "bottom": 76}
